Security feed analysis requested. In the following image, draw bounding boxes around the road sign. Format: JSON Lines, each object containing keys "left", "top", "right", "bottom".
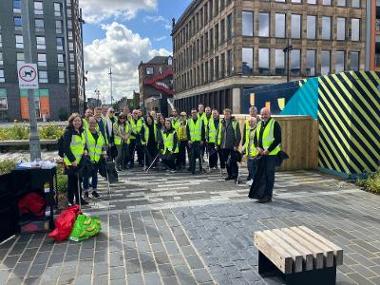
{"left": 17, "top": 63, "right": 39, "bottom": 89}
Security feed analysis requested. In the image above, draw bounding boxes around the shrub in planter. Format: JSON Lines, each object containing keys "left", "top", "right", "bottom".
{"left": 9, "top": 124, "right": 29, "bottom": 140}
{"left": 0, "top": 159, "right": 16, "bottom": 175}
{"left": 357, "top": 168, "right": 380, "bottom": 194}
{"left": 39, "top": 125, "right": 64, "bottom": 139}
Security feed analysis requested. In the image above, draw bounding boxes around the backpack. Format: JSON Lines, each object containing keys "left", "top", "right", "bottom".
{"left": 58, "top": 135, "right": 65, "bottom": 158}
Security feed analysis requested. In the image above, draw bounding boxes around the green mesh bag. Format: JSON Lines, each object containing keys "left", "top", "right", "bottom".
{"left": 69, "top": 214, "right": 101, "bottom": 242}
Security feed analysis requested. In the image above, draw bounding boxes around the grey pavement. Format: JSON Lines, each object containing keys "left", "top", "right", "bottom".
{"left": 0, "top": 164, "right": 379, "bottom": 285}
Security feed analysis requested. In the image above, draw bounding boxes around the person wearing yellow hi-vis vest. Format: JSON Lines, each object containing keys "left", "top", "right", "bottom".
{"left": 207, "top": 109, "right": 222, "bottom": 169}
{"left": 113, "top": 113, "right": 130, "bottom": 171}
{"left": 171, "top": 109, "right": 181, "bottom": 130}
{"left": 83, "top": 117, "right": 107, "bottom": 199}
{"left": 143, "top": 115, "right": 160, "bottom": 169}
{"left": 160, "top": 119, "right": 179, "bottom": 172}
{"left": 128, "top": 110, "right": 145, "bottom": 168}
{"left": 187, "top": 109, "right": 205, "bottom": 175}
{"left": 82, "top": 108, "right": 93, "bottom": 130}
{"left": 251, "top": 107, "right": 282, "bottom": 203}
{"left": 176, "top": 112, "right": 189, "bottom": 169}
{"left": 62, "top": 113, "right": 88, "bottom": 206}
{"left": 243, "top": 116, "right": 259, "bottom": 186}
{"left": 242, "top": 106, "right": 259, "bottom": 147}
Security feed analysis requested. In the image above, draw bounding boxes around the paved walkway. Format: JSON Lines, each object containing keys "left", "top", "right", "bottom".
{"left": 1, "top": 167, "right": 380, "bottom": 285}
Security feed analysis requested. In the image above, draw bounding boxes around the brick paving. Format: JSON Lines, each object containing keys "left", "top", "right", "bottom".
{"left": 0, "top": 163, "right": 379, "bottom": 284}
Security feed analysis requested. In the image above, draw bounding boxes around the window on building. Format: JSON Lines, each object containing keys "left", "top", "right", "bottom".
{"left": 321, "top": 50, "right": 331, "bottom": 75}
{"left": 37, "top": 53, "right": 47, "bottom": 67}
{"left": 307, "top": 16, "right": 316, "bottom": 39}
{"left": 242, "top": 11, "right": 254, "bottom": 36}
{"left": 307, "top": 0, "right": 317, "bottom": 3}
{"left": 36, "top": 36, "right": 46, "bottom": 49}
{"left": 16, "top": 35, "right": 24, "bottom": 48}
{"left": 0, "top": 70, "right": 5, "bottom": 83}
{"left": 146, "top": 67, "right": 154, "bottom": 75}
{"left": 68, "top": 31, "right": 73, "bottom": 40}
{"left": 0, "top": 52, "right": 3, "bottom": 66}
{"left": 227, "top": 14, "right": 232, "bottom": 40}
{"left": 290, "top": 49, "right": 301, "bottom": 76}
{"left": 275, "top": 13, "right": 286, "bottom": 38}
{"left": 209, "top": 0, "right": 213, "bottom": 22}
{"left": 351, "top": 19, "right": 360, "bottom": 41}
{"left": 205, "top": 61, "right": 209, "bottom": 82}
{"left": 35, "top": 19, "right": 44, "bottom": 32}
{"left": 258, "top": 48, "right": 270, "bottom": 74}
{"left": 306, "top": 50, "right": 316, "bottom": 76}
{"left": 322, "top": 17, "right": 331, "bottom": 40}
{"left": 322, "top": 0, "right": 331, "bottom": 5}
{"left": 67, "top": 8, "right": 72, "bottom": 18}
{"left": 54, "top": 3, "right": 62, "bottom": 17}
{"left": 227, "top": 49, "right": 233, "bottom": 75}
{"left": 57, "top": 37, "right": 64, "bottom": 51}
{"left": 16, "top": 52, "right": 24, "bottom": 65}
{"left": 291, "top": 14, "right": 301, "bottom": 39}
{"left": 210, "top": 58, "right": 214, "bottom": 81}
{"left": 275, "top": 49, "right": 285, "bottom": 75}
{"left": 0, "top": 89, "right": 8, "bottom": 110}
{"left": 209, "top": 28, "right": 214, "bottom": 49}
{"left": 337, "top": 18, "right": 346, "bottom": 41}
{"left": 14, "top": 16, "right": 22, "bottom": 28}
{"left": 215, "top": 56, "right": 220, "bottom": 79}
{"left": 242, "top": 48, "right": 253, "bottom": 75}
{"left": 336, "top": 51, "right": 345, "bottom": 73}
{"left": 0, "top": 35, "right": 2, "bottom": 48}
{"left": 39, "top": 71, "right": 48, "bottom": 83}
{"left": 56, "top": 20, "right": 63, "bottom": 34}
{"left": 259, "top": 13, "right": 269, "bottom": 37}
{"left": 352, "top": 0, "right": 360, "bottom": 8}
{"left": 215, "top": 24, "right": 219, "bottom": 47}
{"left": 13, "top": 0, "right": 21, "bottom": 13}
{"left": 292, "top": 0, "right": 301, "bottom": 3}
{"left": 70, "top": 64, "right": 75, "bottom": 72}
{"left": 34, "top": 1, "right": 43, "bottom": 15}
{"left": 67, "top": 20, "right": 73, "bottom": 30}
{"left": 58, "top": 71, "right": 65, "bottom": 84}
{"left": 221, "top": 19, "right": 226, "bottom": 42}
{"left": 69, "top": 53, "right": 74, "bottom": 62}
{"left": 350, "top": 51, "right": 359, "bottom": 71}
{"left": 275, "top": 0, "right": 285, "bottom": 2}
{"left": 337, "top": 0, "right": 346, "bottom": 6}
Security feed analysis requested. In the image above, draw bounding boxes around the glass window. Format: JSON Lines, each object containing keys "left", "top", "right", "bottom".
{"left": 227, "top": 14, "right": 232, "bottom": 40}
{"left": 322, "top": 0, "right": 331, "bottom": 5}
{"left": 307, "top": 0, "right": 317, "bottom": 3}
{"left": 210, "top": 28, "right": 214, "bottom": 49}
{"left": 16, "top": 35, "right": 24, "bottom": 48}
{"left": 37, "top": 53, "right": 47, "bottom": 67}
{"left": 221, "top": 53, "right": 225, "bottom": 77}
{"left": 56, "top": 20, "right": 63, "bottom": 34}
{"left": 321, "top": 50, "right": 331, "bottom": 75}
{"left": 291, "top": 14, "right": 301, "bottom": 39}
{"left": 13, "top": 0, "right": 21, "bottom": 13}
{"left": 351, "top": 19, "right": 360, "bottom": 41}
{"left": 0, "top": 52, "right": 3, "bottom": 65}
{"left": 306, "top": 50, "right": 316, "bottom": 76}
{"left": 337, "top": 18, "right": 346, "bottom": 41}
{"left": 352, "top": 0, "right": 360, "bottom": 8}
{"left": 35, "top": 19, "right": 44, "bottom": 32}
{"left": 54, "top": 3, "right": 62, "bottom": 17}
{"left": 67, "top": 8, "right": 72, "bottom": 18}
{"left": 336, "top": 51, "right": 345, "bottom": 73}
{"left": 322, "top": 17, "right": 331, "bottom": 40}
{"left": 350, "top": 51, "right": 359, "bottom": 71}
{"left": 0, "top": 35, "right": 2, "bottom": 48}
{"left": 292, "top": 0, "right": 302, "bottom": 2}
{"left": 259, "top": 13, "right": 269, "bottom": 37}
{"left": 215, "top": 24, "right": 219, "bottom": 47}
{"left": 221, "top": 19, "right": 225, "bottom": 42}
{"left": 36, "top": 36, "right": 46, "bottom": 49}
{"left": 59, "top": 71, "right": 65, "bottom": 84}
{"left": 242, "top": 11, "right": 253, "bottom": 36}
{"left": 39, "top": 71, "right": 48, "bottom": 83}
{"left": 0, "top": 70, "right": 5, "bottom": 83}
{"left": 215, "top": 56, "right": 219, "bottom": 79}
{"left": 227, "top": 49, "right": 233, "bottom": 75}
{"left": 14, "top": 16, "right": 22, "bottom": 27}
{"left": 290, "top": 49, "right": 301, "bottom": 75}
{"left": 307, "top": 16, "right": 316, "bottom": 39}
{"left": 276, "top": 0, "right": 286, "bottom": 2}
{"left": 0, "top": 90, "right": 8, "bottom": 110}
{"left": 146, "top": 67, "right": 154, "bottom": 75}
{"left": 16, "top": 52, "right": 24, "bottom": 65}
{"left": 67, "top": 20, "right": 73, "bottom": 30}
{"left": 337, "top": 0, "right": 346, "bottom": 6}
{"left": 242, "top": 48, "right": 253, "bottom": 75}
{"left": 57, "top": 37, "right": 64, "bottom": 51}
{"left": 258, "top": 48, "right": 270, "bottom": 74}
{"left": 275, "top": 49, "right": 285, "bottom": 75}
{"left": 34, "top": 2, "right": 43, "bottom": 15}
{"left": 275, "top": 14, "right": 286, "bottom": 38}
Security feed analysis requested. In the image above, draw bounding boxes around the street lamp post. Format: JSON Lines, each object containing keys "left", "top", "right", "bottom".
{"left": 21, "top": 0, "right": 41, "bottom": 161}
{"left": 108, "top": 67, "right": 113, "bottom": 106}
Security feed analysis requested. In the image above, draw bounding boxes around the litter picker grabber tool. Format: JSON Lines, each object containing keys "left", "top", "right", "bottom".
{"left": 76, "top": 172, "right": 82, "bottom": 210}
{"left": 105, "top": 165, "right": 111, "bottom": 200}
{"left": 145, "top": 154, "right": 159, "bottom": 173}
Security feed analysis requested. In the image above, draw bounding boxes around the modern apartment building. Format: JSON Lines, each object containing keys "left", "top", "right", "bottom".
{"left": 172, "top": 0, "right": 366, "bottom": 113}
{"left": 0, "top": 0, "right": 85, "bottom": 121}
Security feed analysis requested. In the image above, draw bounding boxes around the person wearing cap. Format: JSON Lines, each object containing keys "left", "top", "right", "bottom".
{"left": 177, "top": 111, "right": 189, "bottom": 169}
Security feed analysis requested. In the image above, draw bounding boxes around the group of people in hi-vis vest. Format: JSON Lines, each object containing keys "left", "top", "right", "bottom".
{"left": 62, "top": 103, "right": 282, "bottom": 205}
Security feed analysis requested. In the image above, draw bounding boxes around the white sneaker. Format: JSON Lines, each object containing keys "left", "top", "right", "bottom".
{"left": 246, "top": 179, "right": 253, "bottom": 186}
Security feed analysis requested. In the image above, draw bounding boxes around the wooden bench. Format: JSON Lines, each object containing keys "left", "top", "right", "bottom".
{"left": 254, "top": 226, "right": 343, "bottom": 285}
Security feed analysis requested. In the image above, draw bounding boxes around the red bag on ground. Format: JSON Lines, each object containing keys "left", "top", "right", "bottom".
{"left": 48, "top": 205, "right": 81, "bottom": 241}
{"left": 18, "top": 192, "right": 47, "bottom": 217}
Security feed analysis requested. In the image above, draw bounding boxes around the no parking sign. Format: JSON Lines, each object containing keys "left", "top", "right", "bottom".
{"left": 17, "top": 63, "right": 39, "bottom": 89}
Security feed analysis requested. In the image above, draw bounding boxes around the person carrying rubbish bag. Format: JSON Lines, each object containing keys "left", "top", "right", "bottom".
{"left": 159, "top": 119, "right": 179, "bottom": 172}
{"left": 62, "top": 113, "right": 88, "bottom": 206}
{"left": 83, "top": 116, "right": 107, "bottom": 199}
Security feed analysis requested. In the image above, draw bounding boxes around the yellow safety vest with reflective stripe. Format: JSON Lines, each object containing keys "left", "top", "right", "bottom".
{"left": 161, "top": 131, "right": 179, "bottom": 153}
{"left": 64, "top": 133, "right": 86, "bottom": 166}
{"left": 82, "top": 119, "right": 89, "bottom": 130}
{"left": 143, "top": 124, "right": 157, "bottom": 145}
{"left": 114, "top": 123, "right": 130, "bottom": 145}
{"left": 129, "top": 118, "right": 144, "bottom": 140}
{"left": 187, "top": 118, "right": 202, "bottom": 142}
{"left": 208, "top": 118, "right": 221, "bottom": 144}
{"left": 172, "top": 118, "right": 180, "bottom": 131}
{"left": 256, "top": 119, "right": 281, "bottom": 155}
{"left": 85, "top": 130, "right": 105, "bottom": 162}
{"left": 244, "top": 127, "right": 258, "bottom": 157}
{"left": 177, "top": 121, "right": 188, "bottom": 141}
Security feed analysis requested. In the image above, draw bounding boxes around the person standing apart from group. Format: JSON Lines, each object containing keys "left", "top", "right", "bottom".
{"left": 187, "top": 109, "right": 205, "bottom": 175}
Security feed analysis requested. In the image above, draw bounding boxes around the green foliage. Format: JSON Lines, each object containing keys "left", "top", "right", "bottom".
{"left": 39, "top": 125, "right": 64, "bottom": 139}
{"left": 57, "top": 174, "right": 68, "bottom": 193}
{"left": 10, "top": 123, "right": 29, "bottom": 140}
{"left": 357, "top": 168, "right": 380, "bottom": 194}
{"left": 0, "top": 159, "right": 16, "bottom": 175}
{"left": 0, "top": 124, "right": 64, "bottom": 140}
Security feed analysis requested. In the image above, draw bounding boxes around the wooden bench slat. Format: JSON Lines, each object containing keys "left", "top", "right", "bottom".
{"left": 273, "top": 229, "right": 314, "bottom": 271}
{"left": 254, "top": 231, "right": 294, "bottom": 274}
{"left": 281, "top": 228, "right": 325, "bottom": 269}
{"left": 289, "top": 227, "right": 335, "bottom": 268}
{"left": 298, "top": 226, "right": 344, "bottom": 266}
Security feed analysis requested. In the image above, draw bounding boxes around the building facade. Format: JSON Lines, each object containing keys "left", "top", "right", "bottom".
{"left": 0, "top": 0, "right": 85, "bottom": 121}
{"left": 138, "top": 56, "right": 174, "bottom": 116}
{"left": 172, "top": 0, "right": 366, "bottom": 114}
{"left": 368, "top": 0, "right": 380, "bottom": 70}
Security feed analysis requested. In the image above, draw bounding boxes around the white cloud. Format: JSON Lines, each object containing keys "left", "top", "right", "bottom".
{"left": 81, "top": 0, "right": 157, "bottom": 23}
{"left": 154, "top": 36, "right": 167, "bottom": 42}
{"left": 84, "top": 22, "right": 170, "bottom": 103}
{"left": 143, "top": 15, "right": 172, "bottom": 31}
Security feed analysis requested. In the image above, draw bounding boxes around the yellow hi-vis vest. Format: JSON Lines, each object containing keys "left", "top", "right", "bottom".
{"left": 187, "top": 118, "right": 202, "bottom": 142}
{"left": 161, "top": 131, "right": 179, "bottom": 153}
{"left": 85, "top": 130, "right": 105, "bottom": 162}
{"left": 129, "top": 118, "right": 144, "bottom": 140}
{"left": 177, "top": 121, "right": 188, "bottom": 141}
{"left": 64, "top": 132, "right": 86, "bottom": 166}
{"left": 207, "top": 118, "right": 221, "bottom": 144}
{"left": 82, "top": 119, "right": 89, "bottom": 130}
{"left": 244, "top": 127, "right": 258, "bottom": 157}
{"left": 114, "top": 123, "right": 130, "bottom": 145}
{"left": 256, "top": 119, "right": 281, "bottom": 155}
{"left": 143, "top": 124, "right": 157, "bottom": 145}
{"left": 172, "top": 118, "right": 180, "bottom": 131}
{"left": 217, "top": 120, "right": 238, "bottom": 146}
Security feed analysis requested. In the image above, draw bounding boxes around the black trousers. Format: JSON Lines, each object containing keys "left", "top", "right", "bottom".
{"left": 219, "top": 148, "right": 226, "bottom": 169}
{"left": 177, "top": 140, "right": 189, "bottom": 168}
{"left": 162, "top": 156, "right": 176, "bottom": 170}
{"left": 208, "top": 143, "right": 218, "bottom": 168}
{"left": 146, "top": 143, "right": 158, "bottom": 167}
{"left": 67, "top": 172, "right": 82, "bottom": 204}
{"left": 189, "top": 142, "right": 202, "bottom": 173}
{"left": 222, "top": 149, "right": 239, "bottom": 178}
{"left": 128, "top": 139, "right": 144, "bottom": 167}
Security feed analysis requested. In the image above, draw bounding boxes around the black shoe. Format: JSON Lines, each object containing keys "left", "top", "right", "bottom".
{"left": 91, "top": 191, "right": 100, "bottom": 198}
{"left": 225, "top": 176, "right": 233, "bottom": 181}
{"left": 257, "top": 197, "right": 272, "bottom": 203}
{"left": 84, "top": 191, "right": 89, "bottom": 198}
{"left": 80, "top": 199, "right": 89, "bottom": 205}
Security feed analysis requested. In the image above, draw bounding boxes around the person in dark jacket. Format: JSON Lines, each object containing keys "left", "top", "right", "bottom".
{"left": 160, "top": 119, "right": 178, "bottom": 172}
{"left": 144, "top": 115, "right": 160, "bottom": 169}
{"left": 63, "top": 113, "right": 88, "bottom": 205}
{"left": 218, "top": 108, "right": 241, "bottom": 181}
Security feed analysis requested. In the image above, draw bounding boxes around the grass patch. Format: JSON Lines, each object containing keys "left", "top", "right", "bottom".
{"left": 357, "top": 168, "right": 380, "bottom": 194}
